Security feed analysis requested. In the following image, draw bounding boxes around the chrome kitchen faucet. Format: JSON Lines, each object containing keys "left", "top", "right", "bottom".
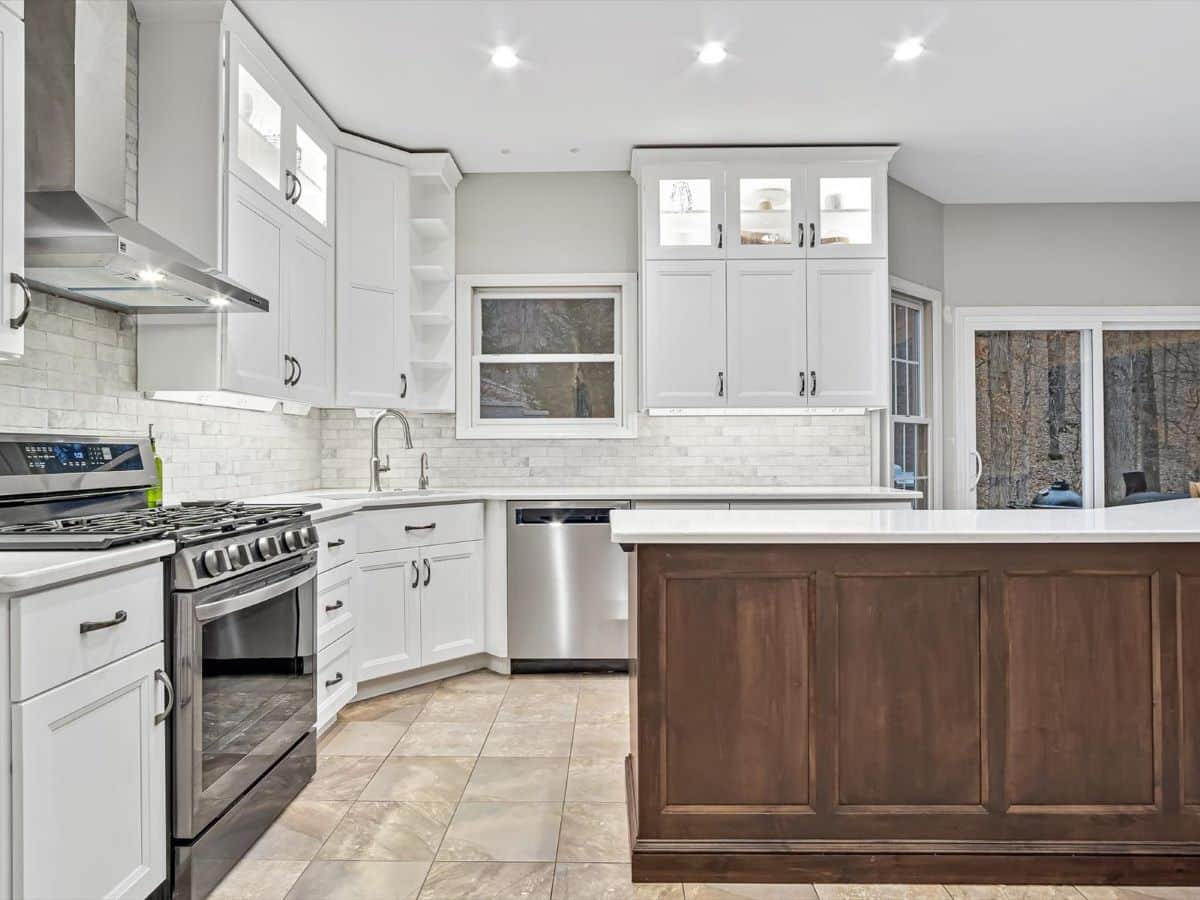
{"left": 369, "top": 409, "right": 414, "bottom": 492}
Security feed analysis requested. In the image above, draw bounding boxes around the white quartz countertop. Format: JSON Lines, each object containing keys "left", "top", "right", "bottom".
{"left": 0, "top": 540, "right": 175, "bottom": 595}
{"left": 251, "top": 485, "right": 917, "bottom": 521}
{"left": 609, "top": 499, "right": 1200, "bottom": 544}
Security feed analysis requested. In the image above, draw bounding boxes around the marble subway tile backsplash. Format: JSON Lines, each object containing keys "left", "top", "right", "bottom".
{"left": 320, "top": 409, "right": 874, "bottom": 490}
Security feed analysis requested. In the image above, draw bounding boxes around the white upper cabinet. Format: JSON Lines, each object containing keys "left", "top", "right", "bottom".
{"left": 725, "top": 165, "right": 807, "bottom": 259}
{"left": 809, "top": 163, "right": 888, "bottom": 259}
{"left": 805, "top": 258, "right": 888, "bottom": 406}
{"left": 643, "top": 164, "right": 725, "bottom": 260}
{"left": 0, "top": 5, "right": 23, "bottom": 360}
{"left": 643, "top": 260, "right": 727, "bottom": 408}
{"left": 283, "top": 225, "right": 335, "bottom": 404}
{"left": 335, "top": 146, "right": 411, "bottom": 408}
{"left": 726, "top": 260, "right": 808, "bottom": 406}
{"left": 227, "top": 34, "right": 286, "bottom": 204}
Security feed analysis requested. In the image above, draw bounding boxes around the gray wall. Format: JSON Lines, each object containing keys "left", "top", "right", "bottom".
{"left": 888, "top": 178, "right": 944, "bottom": 291}
{"left": 456, "top": 172, "right": 638, "bottom": 274}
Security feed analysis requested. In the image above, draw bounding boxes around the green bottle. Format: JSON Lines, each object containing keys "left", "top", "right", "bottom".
{"left": 146, "top": 424, "right": 164, "bottom": 509}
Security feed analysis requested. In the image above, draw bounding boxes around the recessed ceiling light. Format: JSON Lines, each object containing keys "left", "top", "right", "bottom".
{"left": 697, "top": 42, "right": 726, "bottom": 65}
{"left": 892, "top": 38, "right": 925, "bottom": 62}
{"left": 499, "top": 148, "right": 511, "bottom": 155}
{"left": 569, "top": 147, "right": 581, "bottom": 154}
{"left": 491, "top": 45, "right": 519, "bottom": 69}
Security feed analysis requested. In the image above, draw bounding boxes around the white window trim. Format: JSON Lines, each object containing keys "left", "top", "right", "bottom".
{"left": 455, "top": 273, "right": 639, "bottom": 439}
{"left": 887, "top": 276, "right": 943, "bottom": 508}
{"left": 952, "top": 305, "right": 1200, "bottom": 509}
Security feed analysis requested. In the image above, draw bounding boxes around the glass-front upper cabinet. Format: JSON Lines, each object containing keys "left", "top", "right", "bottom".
{"left": 808, "top": 164, "right": 887, "bottom": 259}
{"left": 289, "top": 114, "right": 334, "bottom": 243}
{"left": 228, "top": 35, "right": 286, "bottom": 202}
{"left": 725, "top": 166, "right": 807, "bottom": 259}
{"left": 643, "top": 165, "right": 725, "bottom": 260}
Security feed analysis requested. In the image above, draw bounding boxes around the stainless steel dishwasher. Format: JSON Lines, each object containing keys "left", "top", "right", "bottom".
{"left": 507, "top": 500, "right": 631, "bottom": 672}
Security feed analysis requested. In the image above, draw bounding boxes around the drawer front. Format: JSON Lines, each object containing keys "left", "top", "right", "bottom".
{"left": 358, "top": 502, "right": 483, "bottom": 553}
{"left": 317, "top": 562, "right": 357, "bottom": 650}
{"left": 11, "top": 562, "right": 165, "bottom": 701}
{"left": 317, "top": 630, "right": 356, "bottom": 731}
{"left": 318, "top": 515, "right": 358, "bottom": 573}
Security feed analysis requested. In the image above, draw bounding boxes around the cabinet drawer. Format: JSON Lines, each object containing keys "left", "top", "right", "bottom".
{"left": 11, "top": 562, "right": 165, "bottom": 702}
{"left": 317, "top": 515, "right": 358, "bottom": 573}
{"left": 358, "top": 502, "right": 483, "bottom": 553}
{"left": 317, "top": 630, "right": 356, "bottom": 732}
{"left": 317, "top": 562, "right": 357, "bottom": 651}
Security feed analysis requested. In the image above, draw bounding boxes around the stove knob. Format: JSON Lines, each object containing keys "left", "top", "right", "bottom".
{"left": 283, "top": 529, "right": 304, "bottom": 552}
{"left": 256, "top": 536, "right": 280, "bottom": 559}
{"left": 202, "top": 548, "right": 232, "bottom": 578}
{"left": 303, "top": 525, "right": 319, "bottom": 546}
{"left": 226, "top": 543, "right": 252, "bottom": 570}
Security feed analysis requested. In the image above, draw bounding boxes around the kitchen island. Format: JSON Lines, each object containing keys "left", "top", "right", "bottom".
{"left": 611, "top": 500, "right": 1200, "bottom": 885}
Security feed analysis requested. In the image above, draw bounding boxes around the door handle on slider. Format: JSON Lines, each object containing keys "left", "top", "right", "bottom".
{"left": 80, "top": 609, "right": 127, "bottom": 634}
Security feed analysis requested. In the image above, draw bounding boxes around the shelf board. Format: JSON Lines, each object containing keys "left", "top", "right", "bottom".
{"left": 411, "top": 217, "right": 451, "bottom": 241}
{"left": 821, "top": 208, "right": 870, "bottom": 213}
{"left": 410, "top": 359, "right": 453, "bottom": 372}
{"left": 411, "top": 312, "right": 452, "bottom": 327}
{"left": 412, "top": 264, "right": 452, "bottom": 283}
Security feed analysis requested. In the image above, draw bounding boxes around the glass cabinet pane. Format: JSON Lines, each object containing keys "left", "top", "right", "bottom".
{"left": 738, "top": 177, "right": 792, "bottom": 246}
{"left": 818, "top": 176, "right": 872, "bottom": 246}
{"left": 294, "top": 125, "right": 328, "bottom": 226}
{"left": 235, "top": 65, "right": 282, "bottom": 190}
{"left": 658, "top": 178, "right": 712, "bottom": 246}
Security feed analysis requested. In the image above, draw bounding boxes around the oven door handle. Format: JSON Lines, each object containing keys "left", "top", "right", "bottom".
{"left": 194, "top": 567, "right": 315, "bottom": 623}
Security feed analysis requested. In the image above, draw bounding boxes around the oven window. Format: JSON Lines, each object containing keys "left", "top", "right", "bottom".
{"left": 200, "top": 586, "right": 315, "bottom": 791}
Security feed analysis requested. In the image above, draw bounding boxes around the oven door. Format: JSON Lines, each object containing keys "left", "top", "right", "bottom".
{"left": 173, "top": 553, "right": 317, "bottom": 839}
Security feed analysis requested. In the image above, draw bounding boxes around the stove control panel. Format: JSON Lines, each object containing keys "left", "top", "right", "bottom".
{"left": 178, "top": 518, "right": 317, "bottom": 591}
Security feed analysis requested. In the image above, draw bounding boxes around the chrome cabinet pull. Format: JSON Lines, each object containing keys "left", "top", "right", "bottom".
{"left": 404, "top": 523, "right": 436, "bottom": 533}
{"left": 9, "top": 274, "right": 31, "bottom": 330}
{"left": 716, "top": 223, "right": 723, "bottom": 249}
{"left": 799, "top": 371, "right": 806, "bottom": 396}
{"left": 717, "top": 371, "right": 725, "bottom": 397}
{"left": 326, "top": 538, "right": 346, "bottom": 548}
{"left": 411, "top": 560, "right": 420, "bottom": 589}
{"left": 80, "top": 609, "right": 127, "bottom": 634}
{"left": 810, "top": 370, "right": 817, "bottom": 395}
{"left": 154, "top": 669, "right": 175, "bottom": 725}
{"left": 325, "top": 672, "right": 344, "bottom": 688}
{"left": 423, "top": 558, "right": 431, "bottom": 587}
{"left": 324, "top": 599, "right": 345, "bottom": 612}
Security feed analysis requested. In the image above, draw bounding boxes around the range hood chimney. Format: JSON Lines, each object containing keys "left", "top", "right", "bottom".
{"left": 23, "top": 0, "right": 266, "bottom": 314}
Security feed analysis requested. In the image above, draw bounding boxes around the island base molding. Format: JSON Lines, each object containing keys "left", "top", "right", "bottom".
{"left": 627, "top": 541, "right": 1200, "bottom": 885}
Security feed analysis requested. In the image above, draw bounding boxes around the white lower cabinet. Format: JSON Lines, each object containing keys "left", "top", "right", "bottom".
{"left": 13, "top": 642, "right": 168, "bottom": 900}
{"left": 317, "top": 630, "right": 357, "bottom": 732}
{"left": 420, "top": 541, "right": 484, "bottom": 665}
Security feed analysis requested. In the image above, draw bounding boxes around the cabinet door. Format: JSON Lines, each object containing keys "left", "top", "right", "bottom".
{"left": 284, "top": 224, "right": 335, "bottom": 404}
{"left": 643, "top": 164, "right": 725, "bottom": 260}
{"left": 420, "top": 541, "right": 484, "bottom": 665}
{"left": 224, "top": 174, "right": 287, "bottom": 397}
{"left": 726, "top": 260, "right": 808, "bottom": 407}
{"left": 357, "top": 549, "right": 422, "bottom": 682}
{"left": 227, "top": 35, "right": 287, "bottom": 208}
{"left": 808, "top": 164, "right": 887, "bottom": 259}
{"left": 0, "top": 6, "right": 23, "bottom": 360}
{"left": 643, "top": 260, "right": 727, "bottom": 408}
{"left": 13, "top": 643, "right": 167, "bottom": 900}
{"left": 288, "top": 111, "right": 334, "bottom": 244}
{"left": 805, "top": 258, "right": 888, "bottom": 407}
{"left": 725, "top": 165, "right": 807, "bottom": 259}
{"left": 335, "top": 149, "right": 411, "bottom": 408}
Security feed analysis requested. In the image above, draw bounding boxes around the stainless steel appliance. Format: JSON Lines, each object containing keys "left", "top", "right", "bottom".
{"left": 0, "top": 432, "right": 318, "bottom": 900}
{"left": 506, "top": 500, "right": 631, "bottom": 672}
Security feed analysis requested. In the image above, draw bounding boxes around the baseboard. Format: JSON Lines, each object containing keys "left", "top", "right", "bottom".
{"left": 354, "top": 654, "right": 496, "bottom": 700}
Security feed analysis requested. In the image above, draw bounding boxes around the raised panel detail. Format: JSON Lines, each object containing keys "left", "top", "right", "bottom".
{"left": 1005, "top": 573, "right": 1156, "bottom": 806}
{"left": 663, "top": 574, "right": 813, "bottom": 807}
{"left": 836, "top": 574, "right": 984, "bottom": 806}
{"left": 1181, "top": 575, "right": 1200, "bottom": 806}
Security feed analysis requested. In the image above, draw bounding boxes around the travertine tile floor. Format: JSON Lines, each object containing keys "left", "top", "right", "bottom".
{"left": 212, "top": 670, "right": 1200, "bottom": 900}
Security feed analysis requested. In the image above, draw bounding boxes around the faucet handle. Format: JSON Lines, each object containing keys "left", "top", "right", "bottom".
{"left": 379, "top": 454, "right": 391, "bottom": 474}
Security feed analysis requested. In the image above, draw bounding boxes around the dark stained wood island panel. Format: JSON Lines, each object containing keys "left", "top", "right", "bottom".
{"left": 628, "top": 543, "right": 1200, "bottom": 885}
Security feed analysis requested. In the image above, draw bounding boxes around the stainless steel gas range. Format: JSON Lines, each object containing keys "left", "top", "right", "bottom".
{"left": 0, "top": 432, "right": 318, "bottom": 900}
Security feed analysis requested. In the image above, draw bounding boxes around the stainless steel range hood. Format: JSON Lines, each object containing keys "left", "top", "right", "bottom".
{"left": 24, "top": 0, "right": 266, "bottom": 314}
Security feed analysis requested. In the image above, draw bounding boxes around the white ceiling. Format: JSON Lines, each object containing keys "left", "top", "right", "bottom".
{"left": 238, "top": 0, "right": 1200, "bottom": 204}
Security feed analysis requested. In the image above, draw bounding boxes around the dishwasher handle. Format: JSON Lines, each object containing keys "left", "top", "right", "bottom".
{"left": 514, "top": 507, "right": 616, "bottom": 526}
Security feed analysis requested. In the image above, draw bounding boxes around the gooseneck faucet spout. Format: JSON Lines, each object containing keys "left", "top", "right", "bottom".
{"left": 369, "top": 409, "right": 414, "bottom": 492}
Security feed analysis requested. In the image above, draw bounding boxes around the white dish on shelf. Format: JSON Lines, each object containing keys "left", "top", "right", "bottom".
{"left": 747, "top": 187, "right": 789, "bottom": 211}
